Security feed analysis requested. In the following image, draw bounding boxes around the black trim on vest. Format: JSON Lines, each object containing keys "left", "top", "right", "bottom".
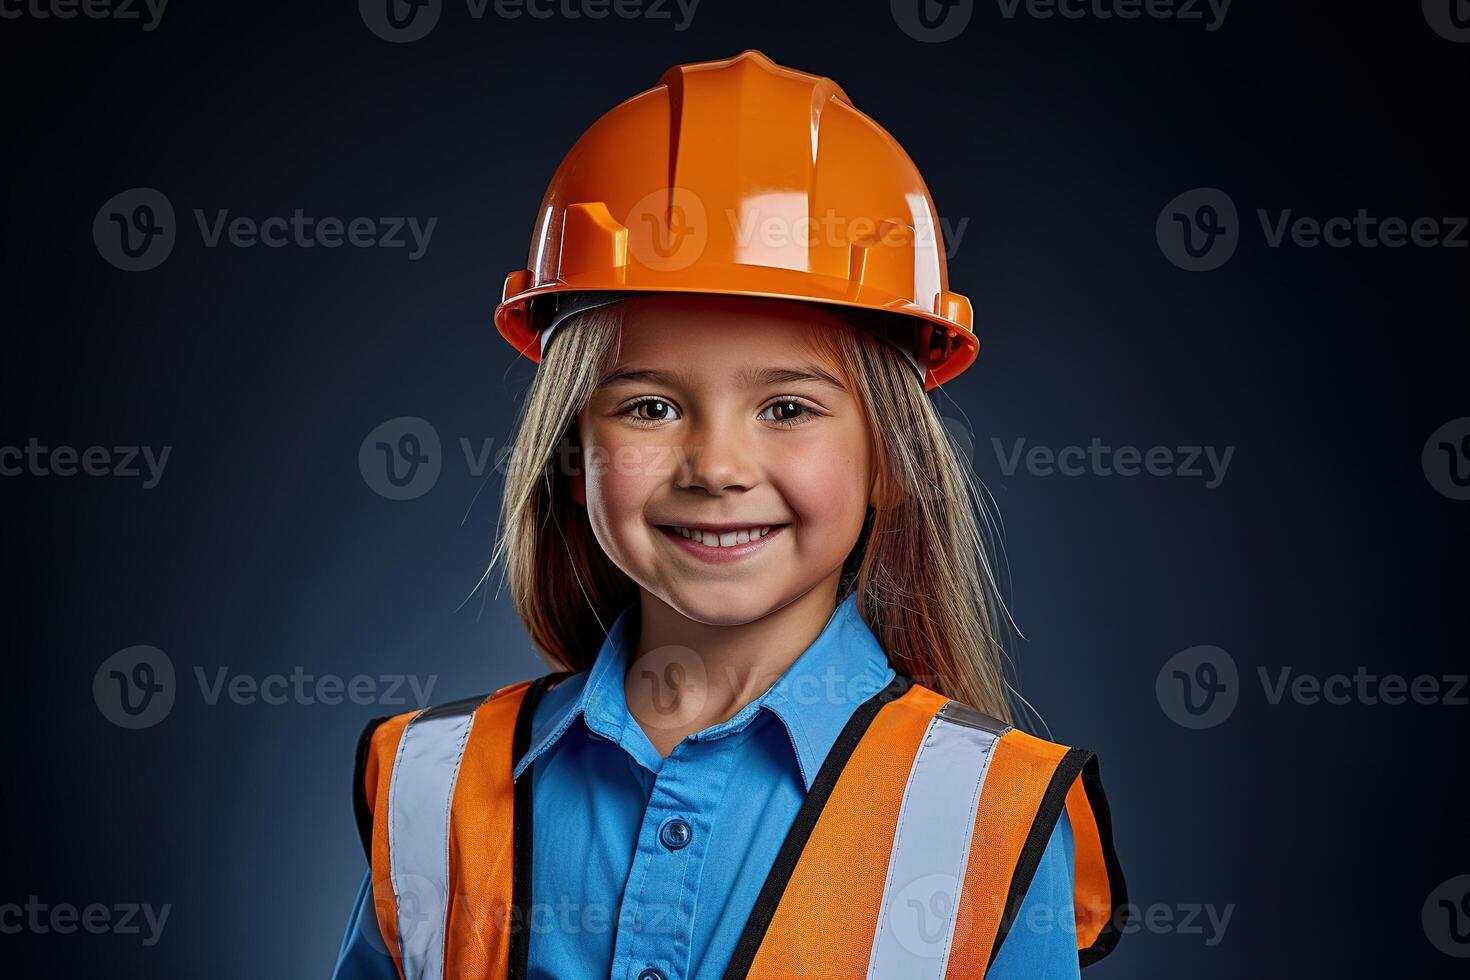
{"left": 721, "top": 672, "right": 915, "bottom": 980}
{"left": 1077, "top": 754, "right": 1128, "bottom": 966}
{"left": 508, "top": 671, "right": 572, "bottom": 980}
{"left": 352, "top": 714, "right": 390, "bottom": 864}
{"left": 352, "top": 695, "right": 493, "bottom": 863}
{"left": 417, "top": 692, "right": 495, "bottom": 723}
{"left": 986, "top": 748, "right": 1129, "bottom": 970}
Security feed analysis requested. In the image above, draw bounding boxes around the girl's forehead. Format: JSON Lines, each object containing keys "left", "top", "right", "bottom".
{"left": 616, "top": 294, "right": 848, "bottom": 361}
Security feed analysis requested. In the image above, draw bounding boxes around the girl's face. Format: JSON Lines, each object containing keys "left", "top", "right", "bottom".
{"left": 573, "top": 293, "right": 879, "bottom": 626}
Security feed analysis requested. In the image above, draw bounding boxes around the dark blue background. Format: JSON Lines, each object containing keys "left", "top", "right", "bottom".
{"left": 2, "top": 2, "right": 1467, "bottom": 976}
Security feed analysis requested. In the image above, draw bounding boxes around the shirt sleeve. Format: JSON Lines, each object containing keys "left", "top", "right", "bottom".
{"left": 984, "top": 808, "right": 1080, "bottom": 980}
{"left": 331, "top": 868, "right": 399, "bottom": 980}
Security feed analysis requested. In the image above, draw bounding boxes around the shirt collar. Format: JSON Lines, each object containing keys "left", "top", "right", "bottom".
{"left": 512, "top": 591, "right": 895, "bottom": 789}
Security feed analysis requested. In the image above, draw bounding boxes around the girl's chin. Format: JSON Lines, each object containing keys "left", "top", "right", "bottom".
{"left": 652, "top": 585, "right": 788, "bottom": 628}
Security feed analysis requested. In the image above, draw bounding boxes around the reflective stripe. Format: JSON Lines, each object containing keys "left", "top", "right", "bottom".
{"left": 386, "top": 703, "right": 480, "bottom": 980}
{"left": 867, "top": 700, "right": 1010, "bottom": 979}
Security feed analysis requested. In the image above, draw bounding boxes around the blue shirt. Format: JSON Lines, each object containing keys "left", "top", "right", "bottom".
{"left": 332, "top": 592, "right": 1078, "bottom": 979}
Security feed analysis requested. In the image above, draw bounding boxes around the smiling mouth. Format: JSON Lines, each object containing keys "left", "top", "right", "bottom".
{"left": 653, "top": 523, "right": 790, "bottom": 562}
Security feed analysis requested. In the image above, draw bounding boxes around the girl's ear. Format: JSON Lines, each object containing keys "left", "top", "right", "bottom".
{"left": 561, "top": 427, "right": 587, "bottom": 506}
{"left": 571, "top": 469, "right": 586, "bottom": 506}
{"left": 867, "top": 463, "right": 902, "bottom": 511}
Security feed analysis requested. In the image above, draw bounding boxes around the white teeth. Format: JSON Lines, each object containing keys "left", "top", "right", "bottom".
{"left": 670, "top": 525, "right": 778, "bottom": 547}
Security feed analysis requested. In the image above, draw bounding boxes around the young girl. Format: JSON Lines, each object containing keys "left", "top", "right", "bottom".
{"left": 333, "top": 50, "right": 1124, "bottom": 980}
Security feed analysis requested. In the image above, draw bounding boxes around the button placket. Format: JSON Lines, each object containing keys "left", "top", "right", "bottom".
{"left": 611, "top": 729, "right": 751, "bottom": 980}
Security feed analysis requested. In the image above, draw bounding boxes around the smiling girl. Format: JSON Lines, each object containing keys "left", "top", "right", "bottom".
{"left": 333, "top": 50, "right": 1125, "bottom": 980}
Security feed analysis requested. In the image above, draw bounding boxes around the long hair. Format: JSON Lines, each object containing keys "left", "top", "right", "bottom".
{"left": 488, "top": 299, "right": 1015, "bottom": 723}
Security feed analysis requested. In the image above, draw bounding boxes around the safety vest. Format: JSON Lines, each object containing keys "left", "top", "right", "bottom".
{"left": 354, "top": 672, "right": 1126, "bottom": 979}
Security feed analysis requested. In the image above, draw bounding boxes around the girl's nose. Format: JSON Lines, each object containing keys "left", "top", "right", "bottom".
{"left": 673, "top": 419, "right": 758, "bottom": 495}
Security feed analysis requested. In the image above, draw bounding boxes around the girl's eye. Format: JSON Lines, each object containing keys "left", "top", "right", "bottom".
{"left": 621, "top": 397, "right": 680, "bottom": 425}
{"left": 760, "top": 398, "right": 817, "bottom": 428}
{"left": 618, "top": 396, "right": 818, "bottom": 428}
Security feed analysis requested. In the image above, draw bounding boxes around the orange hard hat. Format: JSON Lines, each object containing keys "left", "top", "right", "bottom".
{"left": 493, "top": 49, "right": 978, "bottom": 391}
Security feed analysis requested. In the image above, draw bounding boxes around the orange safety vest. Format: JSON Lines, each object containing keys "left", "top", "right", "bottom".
{"left": 354, "top": 672, "right": 1126, "bottom": 979}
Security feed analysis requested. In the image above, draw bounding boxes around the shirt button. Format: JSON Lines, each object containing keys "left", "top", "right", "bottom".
{"left": 636, "top": 969, "right": 666, "bottom": 980}
{"left": 658, "top": 817, "right": 692, "bottom": 851}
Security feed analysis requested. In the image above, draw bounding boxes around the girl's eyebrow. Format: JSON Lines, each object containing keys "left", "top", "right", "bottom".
{"left": 596, "top": 364, "right": 847, "bottom": 392}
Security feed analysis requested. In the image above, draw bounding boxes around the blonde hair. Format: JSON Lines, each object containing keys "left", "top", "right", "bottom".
{"left": 489, "top": 299, "right": 1015, "bottom": 723}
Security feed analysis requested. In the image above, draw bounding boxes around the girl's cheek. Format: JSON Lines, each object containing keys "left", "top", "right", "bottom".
{"left": 584, "top": 438, "right": 673, "bottom": 516}
{"left": 772, "top": 438, "right": 870, "bottom": 530}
